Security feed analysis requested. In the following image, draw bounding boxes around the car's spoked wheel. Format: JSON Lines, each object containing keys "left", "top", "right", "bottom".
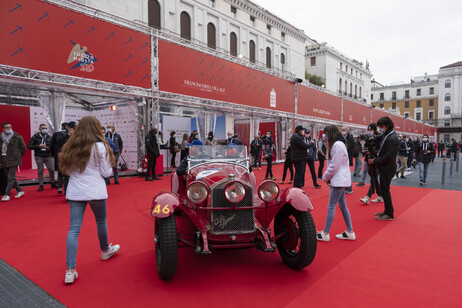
{"left": 274, "top": 207, "right": 317, "bottom": 270}
{"left": 155, "top": 215, "right": 178, "bottom": 280}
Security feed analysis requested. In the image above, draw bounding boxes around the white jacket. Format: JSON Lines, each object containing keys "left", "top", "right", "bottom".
{"left": 322, "top": 140, "right": 352, "bottom": 188}
{"left": 66, "top": 142, "right": 113, "bottom": 201}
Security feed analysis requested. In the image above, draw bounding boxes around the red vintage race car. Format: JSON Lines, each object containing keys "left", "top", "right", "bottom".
{"left": 151, "top": 145, "right": 317, "bottom": 280}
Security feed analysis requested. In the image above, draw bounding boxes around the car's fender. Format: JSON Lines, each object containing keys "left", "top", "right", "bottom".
{"left": 151, "top": 192, "right": 181, "bottom": 218}
{"left": 279, "top": 187, "right": 314, "bottom": 212}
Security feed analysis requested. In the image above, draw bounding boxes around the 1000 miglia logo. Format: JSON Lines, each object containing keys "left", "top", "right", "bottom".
{"left": 67, "top": 40, "right": 98, "bottom": 72}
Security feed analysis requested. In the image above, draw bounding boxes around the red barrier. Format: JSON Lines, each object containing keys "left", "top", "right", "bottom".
{"left": 343, "top": 99, "right": 371, "bottom": 126}
{"left": 297, "top": 85, "right": 342, "bottom": 122}
{"left": 158, "top": 40, "right": 295, "bottom": 113}
{"left": 0, "top": 0, "right": 151, "bottom": 88}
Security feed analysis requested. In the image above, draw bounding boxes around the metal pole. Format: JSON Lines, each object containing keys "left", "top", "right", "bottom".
{"left": 457, "top": 153, "right": 459, "bottom": 172}
{"left": 450, "top": 158, "right": 453, "bottom": 176}
{"left": 442, "top": 157, "right": 446, "bottom": 184}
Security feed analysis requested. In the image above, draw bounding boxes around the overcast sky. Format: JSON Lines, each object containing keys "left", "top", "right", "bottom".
{"left": 253, "top": 0, "right": 462, "bottom": 85}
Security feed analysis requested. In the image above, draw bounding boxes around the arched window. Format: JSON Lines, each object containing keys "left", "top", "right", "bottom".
{"left": 230, "top": 32, "right": 237, "bottom": 56}
{"left": 280, "top": 53, "right": 285, "bottom": 71}
{"left": 148, "top": 0, "right": 161, "bottom": 29}
{"left": 207, "top": 23, "right": 216, "bottom": 49}
{"left": 180, "top": 11, "right": 191, "bottom": 40}
{"left": 445, "top": 79, "right": 451, "bottom": 88}
{"left": 359, "top": 87, "right": 362, "bottom": 98}
{"left": 266, "top": 47, "right": 271, "bottom": 68}
{"left": 339, "top": 78, "right": 342, "bottom": 92}
{"left": 445, "top": 93, "right": 451, "bottom": 101}
{"left": 445, "top": 107, "right": 451, "bottom": 115}
{"left": 249, "top": 40, "right": 256, "bottom": 63}
{"left": 355, "top": 85, "right": 357, "bottom": 97}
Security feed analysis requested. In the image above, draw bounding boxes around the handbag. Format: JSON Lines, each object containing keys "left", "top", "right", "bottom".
{"left": 173, "top": 145, "right": 180, "bottom": 153}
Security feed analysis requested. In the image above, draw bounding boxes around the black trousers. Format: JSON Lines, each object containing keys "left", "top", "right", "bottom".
{"left": 317, "top": 157, "right": 325, "bottom": 179}
{"left": 293, "top": 160, "right": 306, "bottom": 188}
{"left": 252, "top": 153, "right": 261, "bottom": 168}
{"left": 367, "top": 164, "right": 381, "bottom": 197}
{"left": 171, "top": 152, "right": 177, "bottom": 167}
{"left": 306, "top": 158, "right": 318, "bottom": 185}
{"left": 0, "top": 168, "right": 7, "bottom": 195}
{"left": 265, "top": 155, "right": 274, "bottom": 178}
{"left": 282, "top": 160, "right": 293, "bottom": 181}
{"left": 378, "top": 168, "right": 395, "bottom": 218}
{"left": 437, "top": 149, "right": 443, "bottom": 157}
{"left": 146, "top": 156, "right": 157, "bottom": 179}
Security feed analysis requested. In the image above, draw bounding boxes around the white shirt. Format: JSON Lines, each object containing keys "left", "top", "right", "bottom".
{"left": 66, "top": 142, "right": 113, "bottom": 201}
{"left": 322, "top": 141, "right": 352, "bottom": 188}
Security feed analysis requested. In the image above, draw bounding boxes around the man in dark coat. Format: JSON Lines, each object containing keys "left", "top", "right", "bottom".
{"left": 304, "top": 129, "right": 321, "bottom": 188}
{"left": 105, "top": 123, "right": 123, "bottom": 184}
{"left": 290, "top": 125, "right": 312, "bottom": 188}
{"left": 51, "top": 121, "right": 75, "bottom": 194}
{"left": 279, "top": 143, "right": 293, "bottom": 184}
{"left": 414, "top": 134, "right": 435, "bottom": 186}
{"left": 250, "top": 134, "right": 263, "bottom": 169}
{"left": 262, "top": 130, "right": 276, "bottom": 180}
{"left": 145, "top": 127, "right": 161, "bottom": 181}
{"left": 1, "top": 122, "right": 26, "bottom": 202}
{"left": 342, "top": 126, "right": 355, "bottom": 194}
{"left": 450, "top": 138, "right": 459, "bottom": 161}
{"left": 317, "top": 134, "right": 327, "bottom": 180}
{"left": 368, "top": 117, "right": 399, "bottom": 220}
{"left": 28, "top": 123, "right": 58, "bottom": 191}
{"left": 437, "top": 140, "right": 445, "bottom": 158}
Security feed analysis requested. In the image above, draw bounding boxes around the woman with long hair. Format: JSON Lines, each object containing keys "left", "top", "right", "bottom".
{"left": 180, "top": 133, "right": 189, "bottom": 161}
{"left": 317, "top": 125, "right": 356, "bottom": 241}
{"left": 59, "top": 116, "right": 120, "bottom": 284}
{"left": 169, "top": 130, "right": 177, "bottom": 168}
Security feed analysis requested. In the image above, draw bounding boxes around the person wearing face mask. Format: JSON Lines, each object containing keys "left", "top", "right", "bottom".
{"left": 341, "top": 126, "right": 355, "bottom": 194}
{"left": 169, "top": 130, "right": 179, "bottom": 168}
{"left": 317, "top": 133, "right": 327, "bottom": 180}
{"left": 145, "top": 128, "right": 161, "bottom": 181}
{"left": 413, "top": 134, "right": 435, "bottom": 186}
{"left": 1, "top": 122, "right": 26, "bottom": 202}
{"left": 262, "top": 131, "right": 277, "bottom": 180}
{"left": 51, "top": 122, "right": 75, "bottom": 195}
{"left": 104, "top": 124, "right": 123, "bottom": 185}
{"left": 250, "top": 134, "right": 263, "bottom": 169}
{"left": 367, "top": 117, "right": 399, "bottom": 221}
{"left": 226, "top": 131, "right": 243, "bottom": 145}
{"left": 205, "top": 131, "right": 216, "bottom": 145}
{"left": 304, "top": 129, "right": 321, "bottom": 189}
{"left": 27, "top": 124, "right": 58, "bottom": 191}
{"left": 396, "top": 134, "right": 410, "bottom": 179}
{"left": 406, "top": 137, "right": 415, "bottom": 170}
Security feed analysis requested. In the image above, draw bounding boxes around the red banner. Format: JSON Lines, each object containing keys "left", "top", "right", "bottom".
{"left": 297, "top": 85, "right": 342, "bottom": 122}
{"left": 343, "top": 99, "right": 371, "bottom": 126}
{"left": 404, "top": 118, "right": 414, "bottom": 134}
{"left": 372, "top": 108, "right": 390, "bottom": 123}
{"left": 391, "top": 114, "right": 405, "bottom": 132}
{"left": 158, "top": 40, "right": 295, "bottom": 113}
{"left": 0, "top": 0, "right": 151, "bottom": 88}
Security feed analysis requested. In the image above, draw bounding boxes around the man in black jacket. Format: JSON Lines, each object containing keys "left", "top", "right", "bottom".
{"left": 290, "top": 125, "right": 312, "bottom": 188}
{"left": 250, "top": 134, "right": 263, "bottom": 169}
{"left": 396, "top": 134, "right": 410, "bottom": 179}
{"left": 145, "top": 128, "right": 161, "bottom": 181}
{"left": 437, "top": 140, "right": 445, "bottom": 158}
{"left": 105, "top": 124, "right": 123, "bottom": 184}
{"left": 368, "top": 117, "right": 399, "bottom": 221}
{"left": 262, "top": 131, "right": 276, "bottom": 180}
{"left": 317, "top": 134, "right": 327, "bottom": 179}
{"left": 51, "top": 121, "right": 75, "bottom": 195}
{"left": 342, "top": 126, "right": 355, "bottom": 194}
{"left": 414, "top": 134, "right": 435, "bottom": 186}
{"left": 28, "top": 124, "right": 58, "bottom": 191}
{"left": 304, "top": 129, "right": 321, "bottom": 188}
{"left": 450, "top": 138, "right": 459, "bottom": 161}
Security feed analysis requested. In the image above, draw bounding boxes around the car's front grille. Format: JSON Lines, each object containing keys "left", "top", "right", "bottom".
{"left": 210, "top": 182, "right": 255, "bottom": 234}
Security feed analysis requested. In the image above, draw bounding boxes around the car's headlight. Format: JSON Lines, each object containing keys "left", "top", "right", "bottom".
{"left": 258, "top": 181, "right": 279, "bottom": 202}
{"left": 224, "top": 181, "right": 246, "bottom": 204}
{"left": 187, "top": 182, "right": 208, "bottom": 204}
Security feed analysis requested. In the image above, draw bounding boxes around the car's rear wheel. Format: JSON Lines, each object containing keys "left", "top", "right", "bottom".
{"left": 274, "top": 206, "right": 317, "bottom": 270}
{"left": 155, "top": 215, "right": 178, "bottom": 280}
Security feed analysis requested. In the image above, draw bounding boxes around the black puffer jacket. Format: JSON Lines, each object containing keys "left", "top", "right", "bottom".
{"left": 28, "top": 132, "right": 52, "bottom": 157}
{"left": 290, "top": 133, "right": 311, "bottom": 162}
{"left": 415, "top": 141, "right": 435, "bottom": 164}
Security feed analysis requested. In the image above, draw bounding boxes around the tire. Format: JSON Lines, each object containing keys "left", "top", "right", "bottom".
{"left": 274, "top": 206, "right": 317, "bottom": 270}
{"left": 155, "top": 215, "right": 178, "bottom": 280}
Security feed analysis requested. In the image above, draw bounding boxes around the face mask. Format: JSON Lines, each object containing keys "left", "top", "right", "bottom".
{"left": 173, "top": 134, "right": 176, "bottom": 138}
{"left": 378, "top": 127, "right": 386, "bottom": 134}
{"left": 4, "top": 129, "right": 13, "bottom": 135}
{"left": 107, "top": 128, "right": 112, "bottom": 133}
{"left": 342, "top": 132, "right": 347, "bottom": 136}
{"left": 41, "top": 129, "right": 47, "bottom": 134}
{"left": 266, "top": 134, "right": 270, "bottom": 138}
{"left": 322, "top": 135, "right": 326, "bottom": 141}
{"left": 228, "top": 135, "right": 232, "bottom": 139}
{"left": 423, "top": 138, "right": 428, "bottom": 142}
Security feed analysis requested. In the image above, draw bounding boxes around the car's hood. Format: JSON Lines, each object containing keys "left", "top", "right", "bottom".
{"left": 188, "top": 163, "right": 250, "bottom": 187}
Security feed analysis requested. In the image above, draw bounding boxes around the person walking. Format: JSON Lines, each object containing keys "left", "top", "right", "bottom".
{"left": 316, "top": 125, "right": 355, "bottom": 241}
{"left": 250, "top": 134, "right": 263, "bottom": 169}
{"left": 262, "top": 130, "right": 276, "bottom": 180}
{"left": 59, "top": 116, "right": 120, "bottom": 284}
{"left": 279, "top": 143, "right": 293, "bottom": 184}
{"left": 317, "top": 134, "right": 327, "bottom": 180}
{"left": 437, "top": 140, "right": 444, "bottom": 158}
{"left": 304, "top": 129, "right": 321, "bottom": 189}
{"left": 451, "top": 138, "right": 459, "bottom": 161}
{"left": 414, "top": 134, "right": 435, "bottom": 186}
{"left": 169, "top": 131, "right": 178, "bottom": 168}
{"left": 1, "top": 122, "right": 26, "bottom": 202}
{"left": 341, "top": 126, "right": 355, "bottom": 194}
{"left": 406, "top": 136, "right": 415, "bottom": 170}
{"left": 28, "top": 124, "right": 58, "bottom": 191}
{"left": 290, "top": 125, "right": 311, "bottom": 188}
{"left": 105, "top": 124, "right": 123, "bottom": 185}
{"left": 368, "top": 117, "right": 399, "bottom": 221}
{"left": 51, "top": 122, "right": 75, "bottom": 195}
{"left": 145, "top": 128, "right": 161, "bottom": 181}
{"left": 180, "top": 133, "right": 189, "bottom": 162}
{"left": 396, "top": 134, "right": 410, "bottom": 179}
{"left": 0, "top": 167, "right": 6, "bottom": 196}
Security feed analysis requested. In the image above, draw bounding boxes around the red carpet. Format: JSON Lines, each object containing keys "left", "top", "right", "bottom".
{"left": 0, "top": 165, "right": 461, "bottom": 307}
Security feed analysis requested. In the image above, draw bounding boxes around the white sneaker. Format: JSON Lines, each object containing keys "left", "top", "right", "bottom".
{"left": 335, "top": 231, "right": 356, "bottom": 240}
{"left": 65, "top": 269, "right": 78, "bottom": 284}
{"left": 15, "top": 191, "right": 25, "bottom": 199}
{"left": 1, "top": 195, "right": 10, "bottom": 202}
{"left": 316, "top": 231, "right": 330, "bottom": 242}
{"left": 101, "top": 243, "right": 120, "bottom": 260}
{"left": 360, "top": 196, "right": 370, "bottom": 205}
{"left": 371, "top": 196, "right": 384, "bottom": 203}
{"left": 405, "top": 168, "right": 411, "bottom": 171}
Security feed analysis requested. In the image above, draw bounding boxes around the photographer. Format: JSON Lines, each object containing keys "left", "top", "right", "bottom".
{"left": 368, "top": 117, "right": 399, "bottom": 221}
{"left": 359, "top": 125, "right": 383, "bottom": 205}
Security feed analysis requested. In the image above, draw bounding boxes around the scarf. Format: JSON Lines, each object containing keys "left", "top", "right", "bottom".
{"left": 1, "top": 132, "right": 14, "bottom": 156}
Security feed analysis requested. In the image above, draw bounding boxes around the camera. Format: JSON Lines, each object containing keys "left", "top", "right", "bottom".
{"left": 363, "top": 134, "right": 381, "bottom": 160}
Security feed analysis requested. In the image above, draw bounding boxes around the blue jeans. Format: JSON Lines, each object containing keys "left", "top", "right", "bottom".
{"left": 66, "top": 200, "right": 109, "bottom": 269}
{"left": 354, "top": 157, "right": 363, "bottom": 175}
{"left": 323, "top": 187, "right": 353, "bottom": 233}
{"left": 418, "top": 162, "right": 429, "bottom": 183}
{"left": 105, "top": 153, "right": 119, "bottom": 183}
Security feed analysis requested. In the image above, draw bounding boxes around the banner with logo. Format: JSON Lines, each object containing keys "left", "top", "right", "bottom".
{"left": 0, "top": 0, "right": 151, "bottom": 88}
{"left": 342, "top": 99, "right": 371, "bottom": 126}
{"left": 297, "top": 85, "right": 342, "bottom": 122}
{"left": 158, "top": 40, "right": 295, "bottom": 113}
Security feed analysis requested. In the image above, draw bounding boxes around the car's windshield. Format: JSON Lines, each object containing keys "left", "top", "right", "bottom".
{"left": 189, "top": 145, "right": 248, "bottom": 168}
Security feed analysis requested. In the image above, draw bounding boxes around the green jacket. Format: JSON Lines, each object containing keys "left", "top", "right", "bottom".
{"left": 0, "top": 132, "right": 26, "bottom": 168}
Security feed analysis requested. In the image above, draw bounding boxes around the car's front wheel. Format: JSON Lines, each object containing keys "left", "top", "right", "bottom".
{"left": 155, "top": 215, "right": 178, "bottom": 280}
{"left": 274, "top": 207, "right": 317, "bottom": 270}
